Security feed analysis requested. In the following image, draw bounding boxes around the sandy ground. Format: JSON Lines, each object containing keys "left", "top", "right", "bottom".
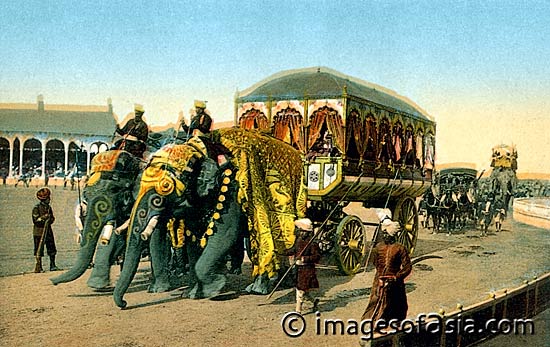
{"left": 0, "top": 186, "right": 548, "bottom": 347}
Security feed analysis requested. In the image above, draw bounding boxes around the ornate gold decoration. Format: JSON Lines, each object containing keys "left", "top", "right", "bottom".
{"left": 217, "top": 127, "right": 305, "bottom": 279}
{"left": 90, "top": 150, "right": 123, "bottom": 173}
{"left": 87, "top": 171, "right": 101, "bottom": 186}
{"left": 168, "top": 218, "right": 185, "bottom": 248}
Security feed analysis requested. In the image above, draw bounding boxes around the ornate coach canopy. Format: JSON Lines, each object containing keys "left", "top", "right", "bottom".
{"left": 235, "top": 67, "right": 436, "bottom": 173}
{"left": 237, "top": 66, "right": 434, "bottom": 123}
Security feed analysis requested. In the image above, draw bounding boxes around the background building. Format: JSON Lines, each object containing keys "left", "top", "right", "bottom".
{"left": 0, "top": 95, "right": 116, "bottom": 183}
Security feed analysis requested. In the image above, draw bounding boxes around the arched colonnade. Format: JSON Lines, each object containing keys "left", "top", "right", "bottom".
{"left": 0, "top": 134, "right": 109, "bottom": 180}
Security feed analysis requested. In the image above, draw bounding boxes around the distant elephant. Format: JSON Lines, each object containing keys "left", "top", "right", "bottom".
{"left": 50, "top": 150, "right": 141, "bottom": 289}
{"left": 490, "top": 167, "right": 517, "bottom": 213}
{"left": 113, "top": 128, "right": 307, "bottom": 308}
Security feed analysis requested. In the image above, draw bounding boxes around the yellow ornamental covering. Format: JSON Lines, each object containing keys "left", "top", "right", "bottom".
{"left": 87, "top": 150, "right": 125, "bottom": 185}
{"left": 217, "top": 127, "right": 308, "bottom": 278}
{"left": 491, "top": 144, "right": 518, "bottom": 169}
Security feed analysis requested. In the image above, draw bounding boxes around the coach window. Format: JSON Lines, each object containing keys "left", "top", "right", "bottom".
{"left": 377, "top": 118, "right": 392, "bottom": 163}
{"left": 308, "top": 106, "right": 343, "bottom": 157}
{"left": 424, "top": 132, "right": 435, "bottom": 170}
{"left": 403, "top": 125, "right": 415, "bottom": 166}
{"left": 345, "top": 109, "right": 362, "bottom": 160}
{"left": 239, "top": 108, "right": 269, "bottom": 131}
{"left": 415, "top": 129, "right": 424, "bottom": 169}
{"left": 392, "top": 121, "right": 404, "bottom": 164}
{"left": 273, "top": 107, "right": 304, "bottom": 152}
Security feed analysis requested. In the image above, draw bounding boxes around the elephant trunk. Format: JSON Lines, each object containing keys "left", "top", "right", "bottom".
{"left": 50, "top": 236, "right": 98, "bottom": 285}
{"left": 51, "top": 196, "right": 113, "bottom": 285}
{"left": 113, "top": 215, "right": 157, "bottom": 308}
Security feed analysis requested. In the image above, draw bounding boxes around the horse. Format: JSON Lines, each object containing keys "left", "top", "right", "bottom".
{"left": 438, "top": 188, "right": 458, "bottom": 235}
{"left": 421, "top": 187, "right": 442, "bottom": 233}
{"left": 455, "top": 185, "right": 477, "bottom": 230}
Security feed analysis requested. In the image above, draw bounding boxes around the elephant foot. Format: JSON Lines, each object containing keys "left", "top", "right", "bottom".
{"left": 188, "top": 284, "right": 201, "bottom": 299}
{"left": 147, "top": 274, "right": 184, "bottom": 293}
{"left": 202, "top": 274, "right": 226, "bottom": 298}
{"left": 147, "top": 281, "right": 172, "bottom": 293}
{"left": 169, "top": 273, "right": 185, "bottom": 289}
{"left": 87, "top": 276, "right": 112, "bottom": 290}
{"left": 188, "top": 274, "right": 227, "bottom": 299}
{"left": 245, "top": 273, "right": 276, "bottom": 295}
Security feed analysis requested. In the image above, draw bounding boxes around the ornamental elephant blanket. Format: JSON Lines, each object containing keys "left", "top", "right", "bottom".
{"left": 214, "top": 127, "right": 308, "bottom": 280}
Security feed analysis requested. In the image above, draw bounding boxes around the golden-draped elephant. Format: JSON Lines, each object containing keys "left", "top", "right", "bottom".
{"left": 113, "top": 127, "right": 307, "bottom": 308}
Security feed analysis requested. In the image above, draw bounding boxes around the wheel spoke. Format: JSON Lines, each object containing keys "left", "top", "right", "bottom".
{"left": 337, "top": 216, "right": 366, "bottom": 275}
{"left": 393, "top": 197, "right": 418, "bottom": 255}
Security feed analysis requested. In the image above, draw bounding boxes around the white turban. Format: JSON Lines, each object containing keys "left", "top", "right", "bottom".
{"left": 376, "top": 208, "right": 399, "bottom": 236}
{"left": 294, "top": 218, "right": 313, "bottom": 231}
{"left": 382, "top": 220, "right": 400, "bottom": 237}
{"left": 375, "top": 208, "right": 392, "bottom": 222}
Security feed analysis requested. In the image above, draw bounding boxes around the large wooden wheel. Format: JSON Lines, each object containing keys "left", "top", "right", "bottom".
{"left": 335, "top": 215, "right": 367, "bottom": 275}
{"left": 392, "top": 196, "right": 419, "bottom": 255}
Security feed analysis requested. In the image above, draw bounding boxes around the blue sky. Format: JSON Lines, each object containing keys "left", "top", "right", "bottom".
{"left": 1, "top": 1, "right": 549, "bottom": 173}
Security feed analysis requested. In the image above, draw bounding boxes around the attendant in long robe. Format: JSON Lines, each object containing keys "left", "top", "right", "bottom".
{"left": 291, "top": 218, "right": 321, "bottom": 314}
{"left": 362, "top": 215, "right": 411, "bottom": 322}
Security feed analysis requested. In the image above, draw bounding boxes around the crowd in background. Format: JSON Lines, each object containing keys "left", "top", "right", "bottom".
{"left": 513, "top": 179, "right": 550, "bottom": 198}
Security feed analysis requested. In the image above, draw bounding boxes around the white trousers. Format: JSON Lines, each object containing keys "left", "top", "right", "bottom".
{"left": 296, "top": 289, "right": 316, "bottom": 313}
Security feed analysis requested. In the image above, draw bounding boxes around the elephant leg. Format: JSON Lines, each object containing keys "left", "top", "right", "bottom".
{"left": 228, "top": 214, "right": 248, "bottom": 275}
{"left": 228, "top": 237, "right": 244, "bottom": 275}
{"left": 110, "top": 233, "right": 126, "bottom": 266}
{"left": 186, "top": 242, "right": 202, "bottom": 298}
{"left": 193, "top": 239, "right": 229, "bottom": 298}
{"left": 170, "top": 247, "right": 187, "bottom": 277}
{"left": 148, "top": 226, "right": 178, "bottom": 293}
{"left": 245, "top": 272, "right": 277, "bottom": 295}
{"left": 87, "top": 237, "right": 116, "bottom": 290}
{"left": 193, "top": 203, "right": 240, "bottom": 299}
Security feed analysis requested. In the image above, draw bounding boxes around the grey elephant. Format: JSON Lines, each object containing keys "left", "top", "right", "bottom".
{"left": 50, "top": 150, "right": 141, "bottom": 289}
{"left": 113, "top": 128, "right": 307, "bottom": 308}
{"left": 490, "top": 167, "right": 517, "bottom": 213}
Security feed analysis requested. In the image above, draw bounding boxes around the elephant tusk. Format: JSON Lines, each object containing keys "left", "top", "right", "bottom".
{"left": 140, "top": 216, "right": 159, "bottom": 241}
{"left": 115, "top": 219, "right": 130, "bottom": 235}
{"left": 99, "top": 223, "right": 115, "bottom": 245}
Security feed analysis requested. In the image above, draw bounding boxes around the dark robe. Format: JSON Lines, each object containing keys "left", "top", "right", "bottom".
{"left": 32, "top": 202, "right": 56, "bottom": 256}
{"left": 293, "top": 233, "right": 321, "bottom": 291}
{"left": 115, "top": 117, "right": 149, "bottom": 157}
{"left": 362, "top": 240, "right": 411, "bottom": 322}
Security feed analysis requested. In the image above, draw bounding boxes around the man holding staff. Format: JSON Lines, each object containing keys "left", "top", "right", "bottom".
{"left": 32, "top": 187, "right": 59, "bottom": 272}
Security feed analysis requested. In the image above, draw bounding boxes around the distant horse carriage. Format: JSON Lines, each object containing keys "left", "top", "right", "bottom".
{"left": 422, "top": 167, "right": 479, "bottom": 234}
{"left": 235, "top": 67, "right": 436, "bottom": 274}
